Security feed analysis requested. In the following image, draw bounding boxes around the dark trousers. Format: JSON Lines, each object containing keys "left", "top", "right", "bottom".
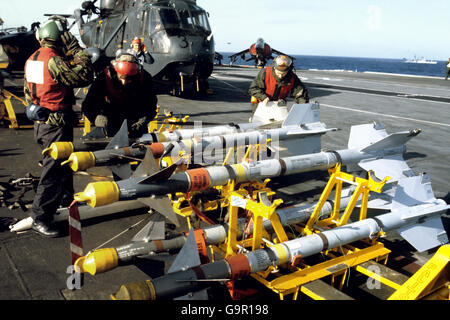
{"left": 31, "top": 122, "right": 74, "bottom": 222}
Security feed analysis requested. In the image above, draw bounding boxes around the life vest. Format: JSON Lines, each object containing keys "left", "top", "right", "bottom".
{"left": 24, "top": 47, "right": 72, "bottom": 111}
{"left": 264, "top": 66, "right": 294, "bottom": 100}
{"left": 104, "top": 67, "right": 145, "bottom": 105}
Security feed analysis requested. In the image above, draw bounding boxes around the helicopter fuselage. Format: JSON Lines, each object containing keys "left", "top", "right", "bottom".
{"left": 79, "top": 0, "right": 214, "bottom": 92}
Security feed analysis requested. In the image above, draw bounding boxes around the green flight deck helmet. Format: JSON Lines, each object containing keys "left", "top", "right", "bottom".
{"left": 38, "top": 16, "right": 68, "bottom": 41}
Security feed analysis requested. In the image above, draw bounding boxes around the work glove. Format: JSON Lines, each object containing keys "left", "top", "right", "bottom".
{"left": 277, "top": 99, "right": 287, "bottom": 106}
{"left": 129, "top": 117, "right": 148, "bottom": 138}
{"left": 94, "top": 114, "right": 108, "bottom": 128}
{"left": 61, "top": 31, "right": 82, "bottom": 55}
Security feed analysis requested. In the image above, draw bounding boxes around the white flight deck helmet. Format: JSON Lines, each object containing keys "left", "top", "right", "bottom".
{"left": 274, "top": 54, "right": 293, "bottom": 72}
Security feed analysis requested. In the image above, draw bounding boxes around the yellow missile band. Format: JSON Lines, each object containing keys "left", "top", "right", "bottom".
{"left": 271, "top": 244, "right": 289, "bottom": 265}
{"left": 231, "top": 164, "right": 246, "bottom": 183}
{"left": 110, "top": 280, "right": 156, "bottom": 300}
{"left": 42, "top": 142, "right": 74, "bottom": 160}
{"left": 61, "top": 152, "right": 95, "bottom": 172}
{"left": 157, "top": 133, "right": 167, "bottom": 142}
{"left": 74, "top": 248, "right": 118, "bottom": 275}
{"left": 74, "top": 181, "right": 119, "bottom": 207}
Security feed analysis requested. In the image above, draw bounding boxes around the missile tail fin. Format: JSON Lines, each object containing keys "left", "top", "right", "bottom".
{"left": 109, "top": 163, "right": 132, "bottom": 180}
{"left": 138, "top": 161, "right": 178, "bottom": 184}
{"left": 398, "top": 217, "right": 449, "bottom": 252}
{"left": 138, "top": 196, "right": 180, "bottom": 227}
{"left": 132, "top": 212, "right": 166, "bottom": 242}
{"left": 392, "top": 175, "right": 449, "bottom": 252}
{"left": 360, "top": 129, "right": 421, "bottom": 153}
{"left": 282, "top": 103, "right": 319, "bottom": 127}
{"left": 348, "top": 122, "right": 388, "bottom": 149}
{"left": 282, "top": 135, "right": 322, "bottom": 156}
{"left": 251, "top": 102, "right": 288, "bottom": 124}
{"left": 168, "top": 227, "right": 201, "bottom": 273}
{"left": 132, "top": 149, "right": 159, "bottom": 179}
{"left": 358, "top": 154, "right": 414, "bottom": 182}
{"left": 105, "top": 120, "right": 129, "bottom": 149}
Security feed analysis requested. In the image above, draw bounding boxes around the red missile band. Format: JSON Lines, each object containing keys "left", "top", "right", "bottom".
{"left": 122, "top": 146, "right": 131, "bottom": 156}
{"left": 69, "top": 200, "right": 83, "bottom": 265}
{"left": 187, "top": 168, "right": 211, "bottom": 191}
{"left": 225, "top": 255, "right": 251, "bottom": 280}
{"left": 153, "top": 240, "right": 165, "bottom": 252}
{"left": 148, "top": 143, "right": 165, "bottom": 159}
{"left": 193, "top": 229, "right": 209, "bottom": 263}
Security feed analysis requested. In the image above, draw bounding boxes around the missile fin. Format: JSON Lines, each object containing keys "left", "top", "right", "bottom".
{"left": 348, "top": 122, "right": 387, "bottom": 149}
{"left": 392, "top": 174, "right": 436, "bottom": 209}
{"left": 132, "top": 149, "right": 158, "bottom": 179}
{"left": 360, "top": 129, "right": 421, "bottom": 153}
{"left": 282, "top": 103, "right": 318, "bottom": 127}
{"left": 391, "top": 175, "right": 450, "bottom": 252}
{"left": 398, "top": 217, "right": 449, "bottom": 252}
{"left": 358, "top": 154, "right": 414, "bottom": 182}
{"left": 105, "top": 120, "right": 129, "bottom": 150}
{"left": 251, "top": 102, "right": 288, "bottom": 124}
{"left": 138, "top": 196, "right": 180, "bottom": 227}
{"left": 132, "top": 212, "right": 166, "bottom": 242}
{"left": 138, "top": 161, "right": 178, "bottom": 184}
{"left": 168, "top": 227, "right": 201, "bottom": 273}
{"left": 109, "top": 163, "right": 132, "bottom": 180}
{"left": 282, "top": 135, "right": 322, "bottom": 156}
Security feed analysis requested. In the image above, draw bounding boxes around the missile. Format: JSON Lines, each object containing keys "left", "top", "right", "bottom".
{"left": 74, "top": 122, "right": 421, "bottom": 208}
{"left": 42, "top": 102, "right": 292, "bottom": 161}
{"left": 73, "top": 190, "right": 364, "bottom": 275}
{"left": 111, "top": 174, "right": 449, "bottom": 300}
{"left": 61, "top": 103, "right": 335, "bottom": 177}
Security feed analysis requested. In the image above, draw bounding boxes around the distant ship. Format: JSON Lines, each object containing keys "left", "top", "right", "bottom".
{"left": 403, "top": 56, "right": 437, "bottom": 64}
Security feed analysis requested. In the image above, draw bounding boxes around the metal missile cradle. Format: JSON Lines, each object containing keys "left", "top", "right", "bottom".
{"left": 186, "top": 163, "right": 389, "bottom": 300}
{"left": 65, "top": 108, "right": 449, "bottom": 300}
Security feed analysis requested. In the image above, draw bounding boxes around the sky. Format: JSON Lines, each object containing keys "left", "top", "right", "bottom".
{"left": 2, "top": 0, "right": 450, "bottom": 60}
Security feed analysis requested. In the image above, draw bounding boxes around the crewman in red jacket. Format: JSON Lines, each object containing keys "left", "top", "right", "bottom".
{"left": 24, "top": 16, "right": 93, "bottom": 237}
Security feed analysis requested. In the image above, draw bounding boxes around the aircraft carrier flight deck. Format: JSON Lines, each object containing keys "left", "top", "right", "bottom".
{"left": 0, "top": 65, "right": 449, "bottom": 301}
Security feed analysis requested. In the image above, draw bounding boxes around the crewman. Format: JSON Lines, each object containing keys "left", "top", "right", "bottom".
{"left": 130, "top": 37, "right": 154, "bottom": 65}
{"left": 445, "top": 58, "right": 450, "bottom": 80}
{"left": 81, "top": 50, "right": 157, "bottom": 139}
{"left": 248, "top": 55, "right": 309, "bottom": 108}
{"left": 24, "top": 16, "right": 94, "bottom": 237}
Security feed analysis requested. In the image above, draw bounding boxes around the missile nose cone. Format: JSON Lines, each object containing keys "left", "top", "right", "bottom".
{"left": 61, "top": 152, "right": 95, "bottom": 171}
{"left": 74, "top": 181, "right": 119, "bottom": 207}
{"left": 42, "top": 142, "right": 74, "bottom": 160}
{"left": 74, "top": 248, "right": 118, "bottom": 275}
{"left": 110, "top": 281, "right": 156, "bottom": 300}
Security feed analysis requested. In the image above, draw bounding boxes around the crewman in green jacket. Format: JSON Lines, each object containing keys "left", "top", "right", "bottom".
{"left": 248, "top": 55, "right": 309, "bottom": 109}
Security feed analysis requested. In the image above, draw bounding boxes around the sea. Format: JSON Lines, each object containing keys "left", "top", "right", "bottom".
{"left": 218, "top": 53, "right": 448, "bottom": 78}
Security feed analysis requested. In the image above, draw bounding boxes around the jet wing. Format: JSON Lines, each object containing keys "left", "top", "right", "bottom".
{"left": 271, "top": 48, "right": 295, "bottom": 61}
{"left": 229, "top": 49, "right": 250, "bottom": 62}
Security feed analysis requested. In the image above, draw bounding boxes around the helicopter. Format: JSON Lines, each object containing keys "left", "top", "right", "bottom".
{"left": 48, "top": 0, "right": 215, "bottom": 96}
{"left": 0, "top": 20, "right": 40, "bottom": 72}
{"left": 228, "top": 38, "right": 293, "bottom": 68}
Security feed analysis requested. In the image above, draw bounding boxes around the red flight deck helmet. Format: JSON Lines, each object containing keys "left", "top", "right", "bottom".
{"left": 113, "top": 52, "right": 139, "bottom": 76}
